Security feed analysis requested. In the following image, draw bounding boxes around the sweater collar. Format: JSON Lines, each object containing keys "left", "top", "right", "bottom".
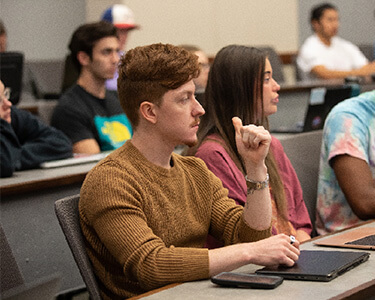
{"left": 120, "top": 140, "right": 180, "bottom": 177}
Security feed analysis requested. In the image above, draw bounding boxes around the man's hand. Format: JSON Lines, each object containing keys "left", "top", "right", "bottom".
{"left": 247, "top": 234, "right": 300, "bottom": 267}
{"left": 208, "top": 234, "right": 300, "bottom": 276}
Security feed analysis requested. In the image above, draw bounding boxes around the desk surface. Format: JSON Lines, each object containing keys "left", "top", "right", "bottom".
{"left": 279, "top": 77, "right": 375, "bottom": 93}
{"left": 17, "top": 79, "right": 375, "bottom": 119}
{"left": 0, "top": 162, "right": 97, "bottom": 196}
{"left": 132, "top": 221, "right": 375, "bottom": 300}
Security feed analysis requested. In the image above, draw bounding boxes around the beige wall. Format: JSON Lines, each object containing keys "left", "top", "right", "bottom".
{"left": 86, "top": 0, "right": 299, "bottom": 56}
{"left": 86, "top": 0, "right": 120, "bottom": 23}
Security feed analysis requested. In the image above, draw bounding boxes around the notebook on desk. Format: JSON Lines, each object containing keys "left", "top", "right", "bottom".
{"left": 256, "top": 250, "right": 370, "bottom": 282}
{"left": 40, "top": 151, "right": 111, "bottom": 169}
{"left": 314, "top": 224, "right": 375, "bottom": 250}
{"left": 272, "top": 86, "right": 353, "bottom": 134}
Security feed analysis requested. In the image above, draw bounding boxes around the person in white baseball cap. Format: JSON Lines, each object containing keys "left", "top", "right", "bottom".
{"left": 101, "top": 4, "right": 140, "bottom": 90}
{"left": 101, "top": 4, "right": 140, "bottom": 51}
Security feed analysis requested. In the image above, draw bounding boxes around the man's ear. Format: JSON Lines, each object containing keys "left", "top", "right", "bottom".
{"left": 139, "top": 101, "right": 157, "bottom": 124}
{"left": 311, "top": 20, "right": 320, "bottom": 32}
{"left": 77, "top": 51, "right": 90, "bottom": 67}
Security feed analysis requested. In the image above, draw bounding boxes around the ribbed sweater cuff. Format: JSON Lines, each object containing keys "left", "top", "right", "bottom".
{"left": 239, "top": 218, "right": 272, "bottom": 242}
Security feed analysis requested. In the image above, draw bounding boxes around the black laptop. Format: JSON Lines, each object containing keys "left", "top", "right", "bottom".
{"left": 272, "top": 86, "right": 353, "bottom": 133}
{"left": 256, "top": 250, "right": 370, "bottom": 282}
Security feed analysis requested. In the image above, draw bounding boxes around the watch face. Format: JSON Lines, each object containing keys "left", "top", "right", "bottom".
{"left": 246, "top": 174, "right": 269, "bottom": 194}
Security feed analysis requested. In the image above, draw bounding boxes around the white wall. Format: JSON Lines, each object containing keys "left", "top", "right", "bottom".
{"left": 86, "top": 0, "right": 120, "bottom": 22}
{"left": 2, "top": 0, "right": 373, "bottom": 62}
{"left": 1, "top": 0, "right": 299, "bottom": 61}
{"left": 0, "top": 0, "right": 86, "bottom": 60}
{"left": 87, "top": 0, "right": 299, "bottom": 56}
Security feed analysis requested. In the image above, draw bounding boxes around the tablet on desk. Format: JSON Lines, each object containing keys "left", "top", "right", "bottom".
{"left": 40, "top": 151, "right": 111, "bottom": 169}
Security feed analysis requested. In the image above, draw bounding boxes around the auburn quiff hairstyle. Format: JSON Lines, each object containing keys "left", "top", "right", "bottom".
{"left": 117, "top": 43, "right": 200, "bottom": 129}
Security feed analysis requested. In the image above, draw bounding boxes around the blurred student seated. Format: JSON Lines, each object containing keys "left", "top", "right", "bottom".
{"left": 297, "top": 2, "right": 375, "bottom": 80}
{"left": 0, "top": 80, "right": 72, "bottom": 178}
{"left": 61, "top": 4, "right": 140, "bottom": 93}
{"left": 316, "top": 89, "right": 375, "bottom": 234}
{"left": 179, "top": 45, "right": 210, "bottom": 94}
{"left": 0, "top": 19, "right": 7, "bottom": 52}
{"left": 101, "top": 4, "right": 140, "bottom": 91}
{"left": 51, "top": 21, "right": 132, "bottom": 154}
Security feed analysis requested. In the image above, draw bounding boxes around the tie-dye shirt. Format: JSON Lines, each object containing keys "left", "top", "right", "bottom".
{"left": 316, "top": 90, "right": 375, "bottom": 235}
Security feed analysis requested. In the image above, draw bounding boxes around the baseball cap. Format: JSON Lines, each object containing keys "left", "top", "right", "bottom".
{"left": 101, "top": 4, "right": 140, "bottom": 30}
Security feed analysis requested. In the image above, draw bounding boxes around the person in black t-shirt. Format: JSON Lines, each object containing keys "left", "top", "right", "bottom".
{"left": 52, "top": 21, "right": 132, "bottom": 154}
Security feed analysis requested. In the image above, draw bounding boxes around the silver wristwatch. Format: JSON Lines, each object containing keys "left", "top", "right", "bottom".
{"left": 245, "top": 174, "right": 269, "bottom": 194}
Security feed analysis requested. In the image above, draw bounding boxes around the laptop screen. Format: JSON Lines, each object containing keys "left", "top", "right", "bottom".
{"left": 302, "top": 86, "right": 352, "bottom": 132}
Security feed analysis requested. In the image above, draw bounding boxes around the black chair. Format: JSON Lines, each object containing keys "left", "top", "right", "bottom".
{"left": 358, "top": 44, "right": 374, "bottom": 61}
{"left": 278, "top": 130, "right": 323, "bottom": 237}
{"left": 25, "top": 59, "right": 65, "bottom": 99}
{"left": 61, "top": 54, "right": 80, "bottom": 93}
{"left": 0, "top": 52, "right": 24, "bottom": 105}
{"left": 55, "top": 195, "right": 102, "bottom": 300}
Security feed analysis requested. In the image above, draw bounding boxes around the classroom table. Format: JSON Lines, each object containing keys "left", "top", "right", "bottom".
{"left": 279, "top": 76, "right": 375, "bottom": 93}
{"left": 0, "top": 162, "right": 96, "bottom": 196}
{"left": 0, "top": 162, "right": 98, "bottom": 293}
{"left": 130, "top": 221, "right": 375, "bottom": 300}
{"left": 15, "top": 78, "right": 375, "bottom": 136}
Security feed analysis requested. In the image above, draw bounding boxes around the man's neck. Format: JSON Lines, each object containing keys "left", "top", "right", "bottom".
{"left": 77, "top": 72, "right": 106, "bottom": 99}
{"left": 317, "top": 33, "right": 332, "bottom": 47}
{"left": 131, "top": 129, "right": 175, "bottom": 169}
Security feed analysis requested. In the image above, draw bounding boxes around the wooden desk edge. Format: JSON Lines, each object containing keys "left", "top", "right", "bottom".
{"left": 128, "top": 283, "right": 180, "bottom": 300}
{"left": 0, "top": 172, "right": 87, "bottom": 196}
{"left": 129, "top": 275, "right": 375, "bottom": 300}
{"left": 329, "top": 279, "right": 375, "bottom": 300}
{"left": 130, "top": 221, "right": 375, "bottom": 299}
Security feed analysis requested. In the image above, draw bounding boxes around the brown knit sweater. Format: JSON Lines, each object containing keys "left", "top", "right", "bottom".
{"left": 79, "top": 141, "right": 271, "bottom": 299}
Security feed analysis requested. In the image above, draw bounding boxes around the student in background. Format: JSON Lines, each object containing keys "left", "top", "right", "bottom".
{"left": 0, "top": 20, "right": 7, "bottom": 52}
{"left": 101, "top": 4, "right": 140, "bottom": 91}
{"left": 297, "top": 2, "right": 375, "bottom": 80}
{"left": 191, "top": 45, "right": 312, "bottom": 248}
{"left": 79, "top": 43, "right": 300, "bottom": 299}
{"left": 0, "top": 80, "right": 72, "bottom": 177}
{"left": 179, "top": 45, "right": 210, "bottom": 95}
{"left": 52, "top": 21, "right": 132, "bottom": 154}
{"left": 316, "top": 90, "right": 375, "bottom": 234}
{"left": 61, "top": 4, "right": 139, "bottom": 92}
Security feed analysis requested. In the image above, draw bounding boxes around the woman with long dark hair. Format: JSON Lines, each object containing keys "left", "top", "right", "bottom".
{"left": 192, "top": 45, "right": 312, "bottom": 248}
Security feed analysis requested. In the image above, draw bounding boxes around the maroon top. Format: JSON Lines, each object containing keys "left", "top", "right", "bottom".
{"left": 195, "top": 134, "right": 312, "bottom": 248}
